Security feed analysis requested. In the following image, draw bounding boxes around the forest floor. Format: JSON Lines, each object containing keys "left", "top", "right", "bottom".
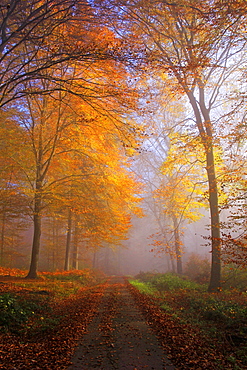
{"left": 0, "top": 273, "right": 246, "bottom": 369}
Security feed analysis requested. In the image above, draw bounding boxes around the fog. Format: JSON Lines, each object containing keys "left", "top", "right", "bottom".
{"left": 91, "top": 206, "right": 212, "bottom": 277}
{"left": 4, "top": 136, "right": 214, "bottom": 277}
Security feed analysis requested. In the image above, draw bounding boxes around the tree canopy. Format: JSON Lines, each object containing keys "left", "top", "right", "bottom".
{"left": 0, "top": 0, "right": 246, "bottom": 287}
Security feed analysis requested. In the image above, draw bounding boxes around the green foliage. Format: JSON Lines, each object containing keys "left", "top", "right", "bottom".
{"left": 135, "top": 272, "right": 204, "bottom": 292}
{"left": 187, "top": 295, "right": 247, "bottom": 327}
{"left": 0, "top": 293, "right": 26, "bottom": 331}
{"left": 151, "top": 273, "right": 202, "bottom": 291}
{"left": 160, "top": 302, "right": 173, "bottom": 313}
{"left": 134, "top": 271, "right": 157, "bottom": 283}
{"left": 128, "top": 279, "right": 158, "bottom": 295}
{"left": 0, "top": 292, "right": 50, "bottom": 334}
{"left": 188, "top": 295, "right": 247, "bottom": 366}
{"left": 0, "top": 270, "right": 105, "bottom": 336}
{"left": 27, "top": 316, "right": 60, "bottom": 337}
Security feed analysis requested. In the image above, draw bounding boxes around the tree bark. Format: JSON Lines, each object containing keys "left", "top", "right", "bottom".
{"left": 170, "top": 256, "right": 176, "bottom": 273}
{"left": 172, "top": 215, "right": 183, "bottom": 274}
{"left": 72, "top": 215, "right": 79, "bottom": 270}
{"left": 188, "top": 90, "right": 221, "bottom": 291}
{"left": 64, "top": 209, "right": 72, "bottom": 271}
{"left": 206, "top": 146, "right": 221, "bottom": 291}
{"left": 26, "top": 187, "right": 42, "bottom": 278}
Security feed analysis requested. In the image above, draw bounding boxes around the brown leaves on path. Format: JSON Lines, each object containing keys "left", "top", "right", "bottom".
{"left": 69, "top": 277, "right": 170, "bottom": 369}
{"left": 0, "top": 279, "right": 107, "bottom": 370}
{"left": 127, "top": 281, "right": 246, "bottom": 370}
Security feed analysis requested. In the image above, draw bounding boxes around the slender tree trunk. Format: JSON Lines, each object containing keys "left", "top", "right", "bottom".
{"left": 104, "top": 247, "right": 110, "bottom": 275}
{"left": 168, "top": 255, "right": 176, "bottom": 272}
{"left": 55, "top": 221, "right": 60, "bottom": 270}
{"left": 26, "top": 187, "right": 42, "bottom": 278}
{"left": 171, "top": 257, "right": 176, "bottom": 273}
{"left": 206, "top": 146, "right": 221, "bottom": 291}
{"left": 72, "top": 216, "right": 79, "bottom": 270}
{"left": 64, "top": 209, "right": 72, "bottom": 271}
{"left": 52, "top": 219, "right": 56, "bottom": 270}
{"left": 172, "top": 215, "right": 183, "bottom": 274}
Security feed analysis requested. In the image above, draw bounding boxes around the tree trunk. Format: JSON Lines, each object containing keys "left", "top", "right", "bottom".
{"left": 206, "top": 146, "right": 221, "bottom": 291}
{"left": 170, "top": 256, "right": 176, "bottom": 273}
{"left": 64, "top": 209, "right": 72, "bottom": 271}
{"left": 104, "top": 247, "right": 110, "bottom": 275}
{"left": 188, "top": 90, "right": 221, "bottom": 291}
{"left": 52, "top": 219, "right": 56, "bottom": 270}
{"left": 173, "top": 215, "right": 183, "bottom": 274}
{"left": 26, "top": 189, "right": 42, "bottom": 278}
{"left": 72, "top": 216, "right": 79, "bottom": 270}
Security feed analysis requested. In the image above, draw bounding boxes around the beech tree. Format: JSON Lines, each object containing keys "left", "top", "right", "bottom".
{"left": 2, "top": 51, "right": 141, "bottom": 278}
{"left": 1, "top": 0, "right": 145, "bottom": 276}
{"left": 0, "top": 0, "right": 143, "bottom": 276}
{"left": 102, "top": 0, "right": 246, "bottom": 291}
{"left": 59, "top": 133, "right": 143, "bottom": 270}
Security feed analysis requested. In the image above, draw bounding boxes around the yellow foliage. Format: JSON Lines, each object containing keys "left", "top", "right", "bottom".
{"left": 155, "top": 131, "right": 208, "bottom": 223}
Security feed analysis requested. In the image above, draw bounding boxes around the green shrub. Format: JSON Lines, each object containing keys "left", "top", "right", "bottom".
{"left": 0, "top": 292, "right": 51, "bottom": 334}
{"left": 0, "top": 293, "right": 28, "bottom": 331}
{"left": 133, "top": 273, "right": 205, "bottom": 293}
{"left": 129, "top": 279, "right": 158, "bottom": 295}
{"left": 188, "top": 295, "right": 247, "bottom": 327}
{"left": 149, "top": 273, "right": 203, "bottom": 292}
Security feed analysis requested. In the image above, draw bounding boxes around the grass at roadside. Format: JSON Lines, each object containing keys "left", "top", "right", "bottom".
{"left": 129, "top": 272, "right": 247, "bottom": 369}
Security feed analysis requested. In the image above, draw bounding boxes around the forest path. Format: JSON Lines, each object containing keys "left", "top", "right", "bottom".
{"left": 68, "top": 276, "right": 175, "bottom": 370}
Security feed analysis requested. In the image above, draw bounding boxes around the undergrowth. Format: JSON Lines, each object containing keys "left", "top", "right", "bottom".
{"left": 0, "top": 291, "right": 52, "bottom": 335}
{"left": 130, "top": 272, "right": 247, "bottom": 368}
{"left": 0, "top": 268, "right": 105, "bottom": 336}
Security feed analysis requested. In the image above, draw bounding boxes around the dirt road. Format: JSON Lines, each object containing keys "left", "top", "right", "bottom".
{"left": 68, "top": 277, "right": 175, "bottom": 370}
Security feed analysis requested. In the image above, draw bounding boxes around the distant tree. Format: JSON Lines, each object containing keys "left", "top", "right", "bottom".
{"left": 153, "top": 132, "right": 207, "bottom": 274}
